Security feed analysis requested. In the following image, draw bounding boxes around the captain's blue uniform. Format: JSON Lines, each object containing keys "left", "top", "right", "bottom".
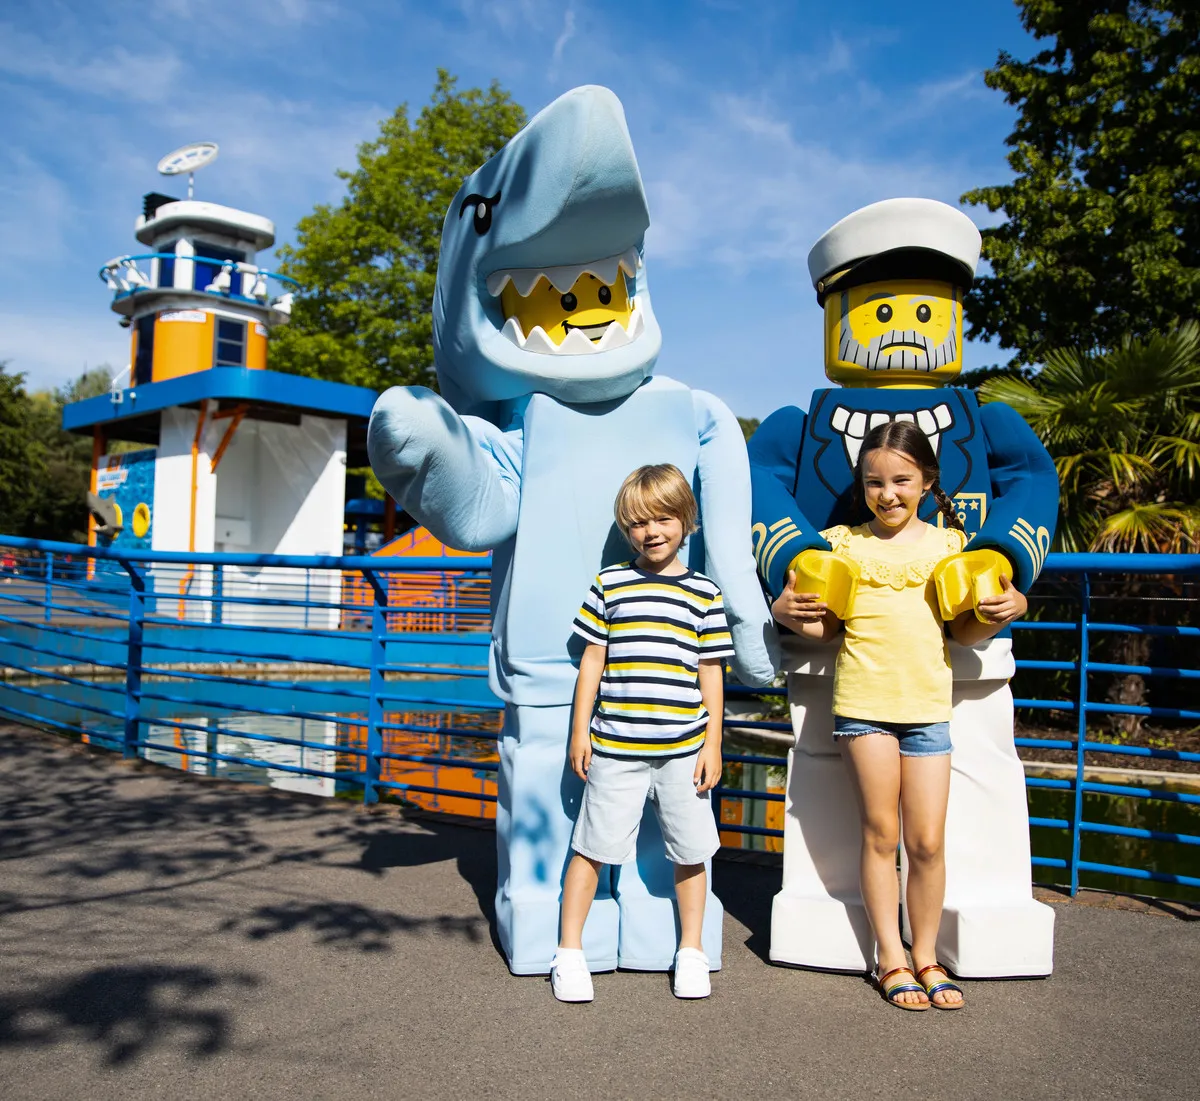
{"left": 749, "top": 386, "right": 1059, "bottom": 599}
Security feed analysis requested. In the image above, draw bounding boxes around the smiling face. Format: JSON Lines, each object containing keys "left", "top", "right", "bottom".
{"left": 495, "top": 265, "right": 639, "bottom": 352}
{"left": 626, "top": 513, "right": 686, "bottom": 572}
{"left": 861, "top": 446, "right": 933, "bottom": 537}
{"left": 824, "top": 278, "right": 963, "bottom": 386}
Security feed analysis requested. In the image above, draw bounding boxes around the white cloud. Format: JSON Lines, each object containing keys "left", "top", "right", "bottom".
{"left": 549, "top": 8, "right": 576, "bottom": 82}
{"left": 0, "top": 27, "right": 183, "bottom": 102}
{"left": 642, "top": 90, "right": 964, "bottom": 278}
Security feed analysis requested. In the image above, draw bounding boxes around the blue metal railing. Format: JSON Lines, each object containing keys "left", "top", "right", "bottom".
{"left": 0, "top": 535, "right": 1196, "bottom": 896}
{"left": 98, "top": 252, "right": 299, "bottom": 306}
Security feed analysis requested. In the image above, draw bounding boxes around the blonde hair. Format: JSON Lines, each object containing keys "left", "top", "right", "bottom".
{"left": 614, "top": 464, "right": 698, "bottom": 537}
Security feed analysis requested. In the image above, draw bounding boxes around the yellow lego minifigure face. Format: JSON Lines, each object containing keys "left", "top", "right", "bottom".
{"left": 824, "top": 278, "right": 963, "bottom": 386}
{"left": 500, "top": 272, "right": 634, "bottom": 349}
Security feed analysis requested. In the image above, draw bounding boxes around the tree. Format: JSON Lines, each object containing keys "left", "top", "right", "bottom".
{"left": 978, "top": 322, "right": 1200, "bottom": 553}
{"left": 962, "top": 2, "right": 1200, "bottom": 367}
{"left": 0, "top": 365, "right": 43, "bottom": 534}
{"left": 0, "top": 365, "right": 114, "bottom": 542}
{"left": 737, "top": 417, "right": 760, "bottom": 441}
{"left": 270, "top": 70, "right": 525, "bottom": 391}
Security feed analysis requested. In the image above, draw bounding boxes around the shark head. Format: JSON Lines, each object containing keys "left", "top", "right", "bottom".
{"left": 433, "top": 85, "right": 662, "bottom": 414}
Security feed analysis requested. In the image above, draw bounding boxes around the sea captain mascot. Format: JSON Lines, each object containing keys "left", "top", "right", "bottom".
{"left": 368, "top": 86, "right": 776, "bottom": 976}
{"left": 748, "top": 197, "right": 1060, "bottom": 978}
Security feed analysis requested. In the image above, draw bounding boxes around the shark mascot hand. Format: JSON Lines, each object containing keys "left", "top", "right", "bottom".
{"left": 368, "top": 86, "right": 777, "bottom": 975}
{"left": 749, "top": 198, "right": 1059, "bottom": 979}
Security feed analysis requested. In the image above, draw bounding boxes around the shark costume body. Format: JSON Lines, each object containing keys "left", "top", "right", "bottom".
{"left": 749, "top": 199, "right": 1060, "bottom": 978}
{"left": 368, "top": 86, "right": 776, "bottom": 975}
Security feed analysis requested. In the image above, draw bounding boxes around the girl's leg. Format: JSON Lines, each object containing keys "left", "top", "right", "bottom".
{"left": 840, "top": 734, "right": 924, "bottom": 1006}
{"left": 559, "top": 854, "right": 602, "bottom": 949}
{"left": 899, "top": 753, "right": 961, "bottom": 1007}
{"left": 674, "top": 863, "right": 706, "bottom": 951}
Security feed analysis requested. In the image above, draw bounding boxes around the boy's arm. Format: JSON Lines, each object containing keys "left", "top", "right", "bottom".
{"left": 570, "top": 643, "right": 606, "bottom": 781}
{"left": 695, "top": 658, "right": 725, "bottom": 794}
{"left": 949, "top": 575, "right": 1029, "bottom": 646}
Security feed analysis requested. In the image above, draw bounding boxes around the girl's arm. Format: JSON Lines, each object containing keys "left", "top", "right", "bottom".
{"left": 771, "top": 570, "right": 842, "bottom": 642}
{"left": 949, "top": 574, "right": 1029, "bottom": 646}
{"left": 570, "top": 643, "right": 606, "bottom": 780}
{"left": 695, "top": 658, "right": 725, "bottom": 794}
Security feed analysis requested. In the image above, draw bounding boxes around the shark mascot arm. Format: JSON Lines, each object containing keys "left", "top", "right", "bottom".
{"left": 368, "top": 387, "right": 521, "bottom": 551}
{"left": 747, "top": 404, "right": 833, "bottom": 600}
{"left": 693, "top": 391, "right": 779, "bottom": 686}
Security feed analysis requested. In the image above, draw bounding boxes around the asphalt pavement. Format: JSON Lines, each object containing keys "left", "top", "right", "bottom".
{"left": 1, "top": 724, "right": 1196, "bottom": 1100}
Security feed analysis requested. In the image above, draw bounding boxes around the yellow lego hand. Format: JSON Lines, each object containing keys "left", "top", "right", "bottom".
{"left": 933, "top": 549, "right": 1014, "bottom": 622}
{"left": 787, "top": 549, "right": 860, "bottom": 620}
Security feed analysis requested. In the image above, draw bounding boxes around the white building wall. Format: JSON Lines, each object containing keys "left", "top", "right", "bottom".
{"left": 153, "top": 403, "right": 217, "bottom": 620}
{"left": 212, "top": 413, "right": 347, "bottom": 629}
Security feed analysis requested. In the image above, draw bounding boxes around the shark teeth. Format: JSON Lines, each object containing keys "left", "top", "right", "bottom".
{"left": 499, "top": 299, "right": 647, "bottom": 355}
{"left": 485, "top": 247, "right": 642, "bottom": 297}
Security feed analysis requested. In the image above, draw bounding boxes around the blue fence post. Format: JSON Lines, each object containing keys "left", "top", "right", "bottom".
{"left": 43, "top": 551, "right": 54, "bottom": 624}
{"left": 120, "top": 560, "right": 147, "bottom": 761}
{"left": 1069, "top": 570, "right": 1091, "bottom": 896}
{"left": 363, "top": 567, "right": 387, "bottom": 805}
{"left": 213, "top": 563, "right": 224, "bottom": 625}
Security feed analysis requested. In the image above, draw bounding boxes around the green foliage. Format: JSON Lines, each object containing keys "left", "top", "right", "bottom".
{"left": 737, "top": 417, "right": 760, "bottom": 441}
{"left": 979, "top": 322, "right": 1200, "bottom": 551}
{"left": 0, "top": 363, "right": 112, "bottom": 542}
{"left": 270, "top": 70, "right": 525, "bottom": 391}
{"left": 0, "top": 365, "right": 44, "bottom": 534}
{"left": 962, "top": 2, "right": 1200, "bottom": 366}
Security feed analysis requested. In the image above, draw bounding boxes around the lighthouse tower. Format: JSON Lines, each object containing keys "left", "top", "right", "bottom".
{"left": 64, "top": 143, "right": 377, "bottom": 625}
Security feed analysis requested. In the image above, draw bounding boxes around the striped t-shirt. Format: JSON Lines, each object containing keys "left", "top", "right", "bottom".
{"left": 572, "top": 563, "right": 735, "bottom": 759}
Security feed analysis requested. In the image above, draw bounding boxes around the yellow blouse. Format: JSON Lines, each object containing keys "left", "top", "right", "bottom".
{"left": 823, "top": 522, "right": 968, "bottom": 724}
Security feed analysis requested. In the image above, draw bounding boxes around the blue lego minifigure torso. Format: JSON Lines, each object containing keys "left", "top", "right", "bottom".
{"left": 749, "top": 385, "right": 1059, "bottom": 599}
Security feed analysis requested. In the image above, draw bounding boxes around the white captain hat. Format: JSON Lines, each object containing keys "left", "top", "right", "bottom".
{"left": 808, "top": 197, "right": 982, "bottom": 304}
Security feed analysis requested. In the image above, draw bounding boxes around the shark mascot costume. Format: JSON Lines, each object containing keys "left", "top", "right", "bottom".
{"left": 368, "top": 86, "right": 776, "bottom": 975}
{"left": 749, "top": 198, "right": 1060, "bottom": 978}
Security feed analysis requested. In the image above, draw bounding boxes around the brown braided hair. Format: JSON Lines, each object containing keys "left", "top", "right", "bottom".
{"left": 850, "top": 420, "right": 964, "bottom": 531}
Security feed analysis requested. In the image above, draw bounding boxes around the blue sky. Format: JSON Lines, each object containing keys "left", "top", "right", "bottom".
{"left": 0, "top": 0, "right": 1037, "bottom": 419}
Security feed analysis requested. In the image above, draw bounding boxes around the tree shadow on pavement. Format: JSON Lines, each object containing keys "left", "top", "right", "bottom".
{"left": 0, "top": 964, "right": 257, "bottom": 1066}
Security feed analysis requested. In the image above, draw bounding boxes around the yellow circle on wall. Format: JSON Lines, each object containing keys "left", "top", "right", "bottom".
{"left": 132, "top": 502, "right": 151, "bottom": 539}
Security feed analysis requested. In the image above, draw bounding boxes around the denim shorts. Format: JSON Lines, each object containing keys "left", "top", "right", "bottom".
{"left": 571, "top": 750, "right": 720, "bottom": 866}
{"left": 832, "top": 716, "right": 953, "bottom": 757}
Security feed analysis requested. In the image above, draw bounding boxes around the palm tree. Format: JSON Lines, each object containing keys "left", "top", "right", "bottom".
{"left": 979, "top": 324, "right": 1200, "bottom": 737}
{"left": 978, "top": 322, "right": 1200, "bottom": 554}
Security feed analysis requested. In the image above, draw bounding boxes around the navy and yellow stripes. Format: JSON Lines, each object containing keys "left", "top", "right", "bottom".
{"left": 571, "top": 563, "right": 734, "bottom": 759}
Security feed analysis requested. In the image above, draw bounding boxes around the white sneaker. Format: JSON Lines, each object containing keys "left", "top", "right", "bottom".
{"left": 550, "top": 948, "right": 594, "bottom": 1003}
{"left": 672, "top": 947, "right": 711, "bottom": 999}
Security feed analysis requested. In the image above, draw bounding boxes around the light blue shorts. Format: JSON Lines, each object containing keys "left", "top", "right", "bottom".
{"left": 571, "top": 750, "right": 720, "bottom": 867}
{"left": 832, "top": 716, "right": 953, "bottom": 758}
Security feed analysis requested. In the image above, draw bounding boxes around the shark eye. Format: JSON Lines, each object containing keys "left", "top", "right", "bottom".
{"left": 916, "top": 304, "right": 931, "bottom": 323}
{"left": 458, "top": 191, "right": 502, "bottom": 236}
{"left": 875, "top": 303, "right": 893, "bottom": 323}
{"left": 598, "top": 285, "right": 612, "bottom": 305}
{"left": 560, "top": 292, "right": 578, "bottom": 311}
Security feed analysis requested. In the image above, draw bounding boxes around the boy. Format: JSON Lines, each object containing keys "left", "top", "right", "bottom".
{"left": 551, "top": 464, "right": 732, "bottom": 1002}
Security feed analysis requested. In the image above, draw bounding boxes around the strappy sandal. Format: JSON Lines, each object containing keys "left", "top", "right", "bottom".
{"left": 916, "top": 963, "right": 965, "bottom": 1010}
{"left": 876, "top": 966, "right": 930, "bottom": 1011}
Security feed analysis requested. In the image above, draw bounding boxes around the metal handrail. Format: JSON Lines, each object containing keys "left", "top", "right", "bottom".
{"left": 1, "top": 534, "right": 1196, "bottom": 896}
{"left": 98, "top": 252, "right": 300, "bottom": 288}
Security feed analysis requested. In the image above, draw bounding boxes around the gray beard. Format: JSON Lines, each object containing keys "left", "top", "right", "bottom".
{"left": 838, "top": 308, "right": 959, "bottom": 372}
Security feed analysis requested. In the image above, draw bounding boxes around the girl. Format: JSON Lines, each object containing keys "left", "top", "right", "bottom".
{"left": 772, "top": 421, "right": 1027, "bottom": 1011}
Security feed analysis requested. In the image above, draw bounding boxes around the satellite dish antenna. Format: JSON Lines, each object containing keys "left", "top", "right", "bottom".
{"left": 157, "top": 142, "right": 219, "bottom": 200}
